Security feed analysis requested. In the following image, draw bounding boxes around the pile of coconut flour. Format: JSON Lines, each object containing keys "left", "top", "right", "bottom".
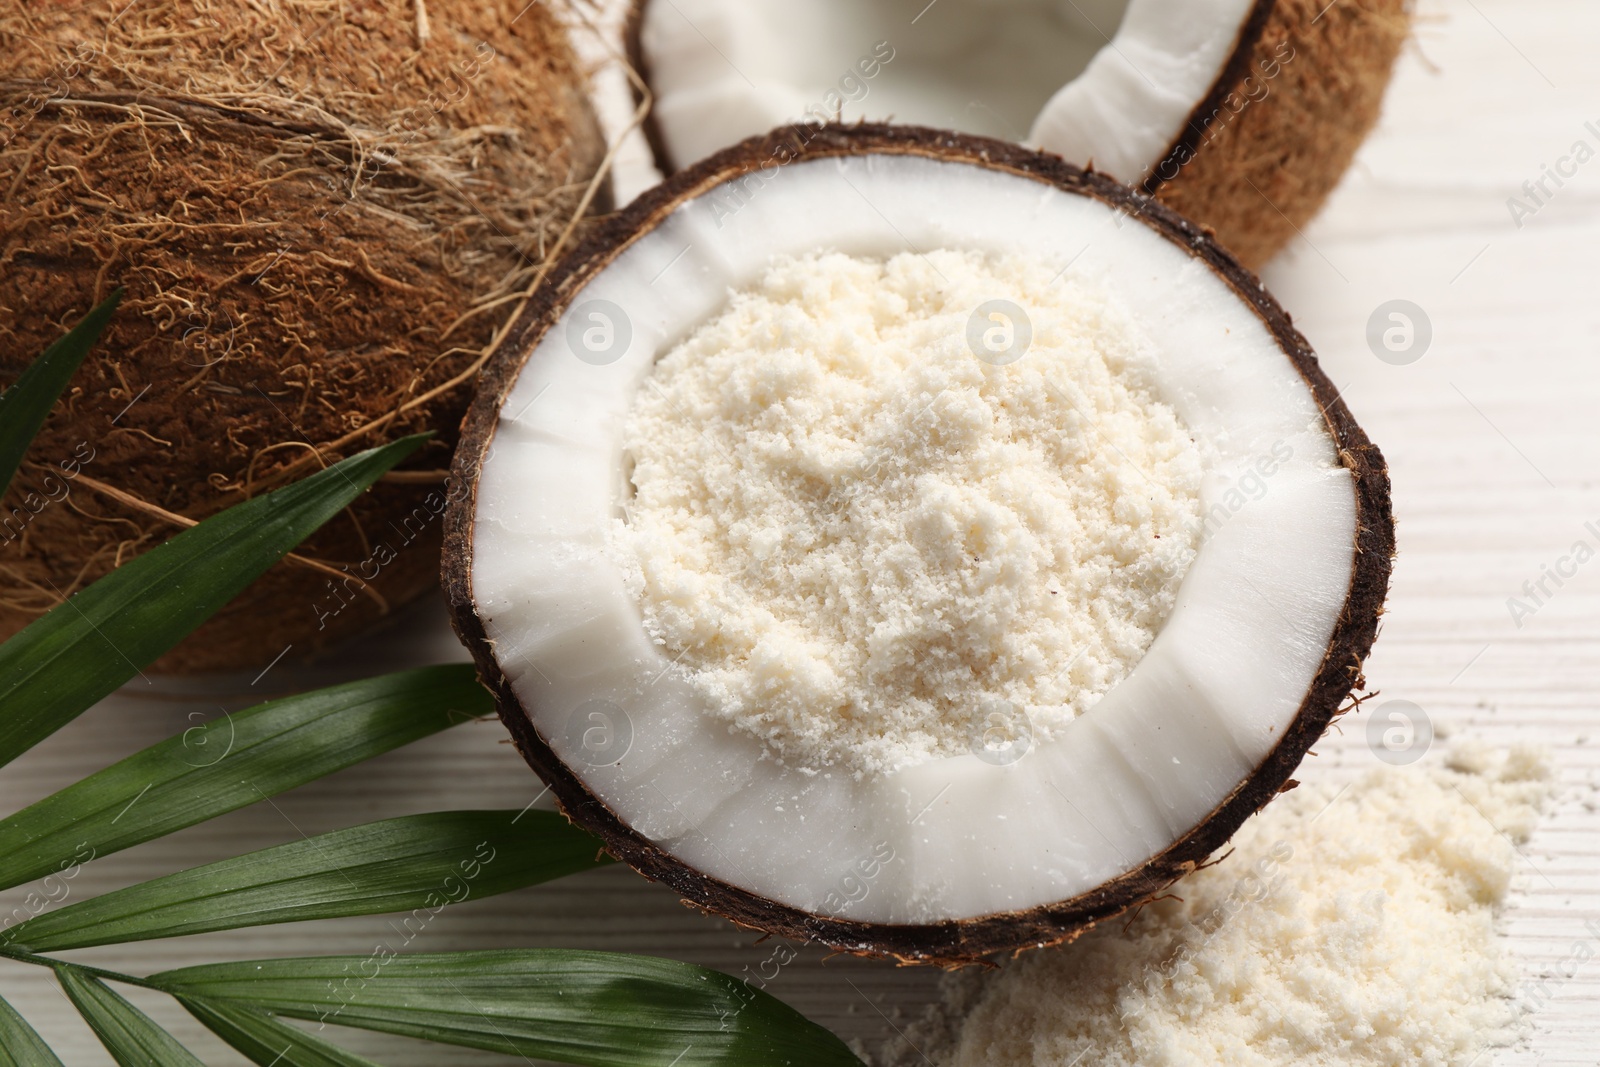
{"left": 609, "top": 249, "right": 1203, "bottom": 776}
{"left": 879, "top": 744, "right": 1557, "bottom": 1067}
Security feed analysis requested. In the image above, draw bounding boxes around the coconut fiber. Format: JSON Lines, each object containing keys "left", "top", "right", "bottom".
{"left": 1151, "top": 0, "right": 1411, "bottom": 268}
{"left": 0, "top": 0, "right": 605, "bottom": 671}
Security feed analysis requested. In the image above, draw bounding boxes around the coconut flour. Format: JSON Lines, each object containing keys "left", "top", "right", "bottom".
{"left": 609, "top": 249, "right": 1203, "bottom": 776}
{"left": 883, "top": 744, "right": 1557, "bottom": 1067}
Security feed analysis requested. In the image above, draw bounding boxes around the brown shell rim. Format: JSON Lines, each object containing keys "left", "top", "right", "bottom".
{"left": 620, "top": 0, "right": 1279, "bottom": 190}
{"left": 441, "top": 123, "right": 1395, "bottom": 966}
{"left": 1140, "top": 0, "right": 1277, "bottom": 194}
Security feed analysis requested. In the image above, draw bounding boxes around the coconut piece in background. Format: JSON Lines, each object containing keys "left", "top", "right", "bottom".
{"left": 625, "top": 0, "right": 1411, "bottom": 266}
{"left": 443, "top": 126, "right": 1395, "bottom": 964}
{"left": 0, "top": 0, "right": 606, "bottom": 672}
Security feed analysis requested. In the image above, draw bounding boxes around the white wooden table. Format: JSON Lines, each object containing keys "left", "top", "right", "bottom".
{"left": 4, "top": 0, "right": 1598, "bottom": 1062}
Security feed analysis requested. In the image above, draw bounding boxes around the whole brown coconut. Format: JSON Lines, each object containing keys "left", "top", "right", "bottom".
{"left": 0, "top": 0, "right": 606, "bottom": 672}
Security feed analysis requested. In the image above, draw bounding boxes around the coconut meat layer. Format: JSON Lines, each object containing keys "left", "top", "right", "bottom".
{"left": 609, "top": 249, "right": 1204, "bottom": 778}
{"left": 470, "top": 153, "right": 1357, "bottom": 924}
{"left": 638, "top": 0, "right": 1255, "bottom": 184}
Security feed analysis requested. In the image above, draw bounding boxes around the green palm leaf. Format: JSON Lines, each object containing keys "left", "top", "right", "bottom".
{"left": 5, "top": 811, "right": 607, "bottom": 951}
{"left": 0, "top": 993, "right": 65, "bottom": 1067}
{"left": 0, "top": 433, "right": 427, "bottom": 769}
{"left": 178, "top": 996, "right": 380, "bottom": 1067}
{"left": 0, "top": 283, "right": 864, "bottom": 1067}
{"left": 0, "top": 664, "right": 489, "bottom": 893}
{"left": 0, "top": 289, "right": 121, "bottom": 498}
{"left": 150, "top": 950, "right": 865, "bottom": 1066}
{"left": 55, "top": 965, "right": 205, "bottom": 1067}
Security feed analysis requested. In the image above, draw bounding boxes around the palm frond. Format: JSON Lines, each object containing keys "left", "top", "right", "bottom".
{"left": 0, "top": 992, "right": 64, "bottom": 1067}
{"left": 5, "top": 810, "right": 607, "bottom": 951}
{"left": 0, "top": 433, "right": 427, "bottom": 768}
{"left": 179, "top": 997, "right": 382, "bottom": 1067}
{"left": 150, "top": 950, "right": 865, "bottom": 1067}
{"left": 0, "top": 289, "right": 121, "bottom": 499}
{"left": 0, "top": 664, "right": 488, "bottom": 893}
{"left": 55, "top": 965, "right": 205, "bottom": 1067}
{"left": 0, "top": 275, "right": 865, "bottom": 1067}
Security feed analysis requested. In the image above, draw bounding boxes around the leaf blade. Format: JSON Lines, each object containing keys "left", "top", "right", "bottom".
{"left": 0, "top": 289, "right": 121, "bottom": 498}
{"left": 179, "top": 996, "right": 380, "bottom": 1067}
{"left": 0, "top": 434, "right": 427, "bottom": 768}
{"left": 6, "top": 811, "right": 606, "bottom": 951}
{"left": 151, "top": 950, "right": 863, "bottom": 1067}
{"left": 0, "top": 993, "right": 65, "bottom": 1067}
{"left": 55, "top": 965, "right": 204, "bottom": 1067}
{"left": 0, "top": 664, "right": 489, "bottom": 893}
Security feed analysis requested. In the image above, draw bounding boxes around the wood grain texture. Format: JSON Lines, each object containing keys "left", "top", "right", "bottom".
{"left": 3, "top": 0, "right": 1597, "bottom": 1062}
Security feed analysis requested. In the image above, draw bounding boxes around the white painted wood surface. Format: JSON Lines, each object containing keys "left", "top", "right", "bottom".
{"left": 4, "top": 0, "right": 1599, "bottom": 1062}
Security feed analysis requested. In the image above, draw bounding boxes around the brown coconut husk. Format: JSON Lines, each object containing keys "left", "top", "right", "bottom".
{"left": 0, "top": 0, "right": 607, "bottom": 673}
{"left": 1149, "top": 0, "right": 1411, "bottom": 267}
{"left": 442, "top": 123, "right": 1396, "bottom": 965}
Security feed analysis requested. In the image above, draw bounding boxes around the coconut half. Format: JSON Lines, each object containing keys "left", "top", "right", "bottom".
{"left": 443, "top": 125, "right": 1393, "bottom": 963}
{"left": 625, "top": 0, "right": 1409, "bottom": 267}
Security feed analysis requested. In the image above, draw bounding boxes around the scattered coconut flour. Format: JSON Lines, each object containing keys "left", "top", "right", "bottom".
{"left": 608, "top": 249, "right": 1203, "bottom": 776}
{"left": 880, "top": 744, "right": 1557, "bottom": 1067}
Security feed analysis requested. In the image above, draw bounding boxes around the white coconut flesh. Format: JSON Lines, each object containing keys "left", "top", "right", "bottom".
{"left": 469, "top": 153, "right": 1357, "bottom": 924}
{"left": 637, "top": 0, "right": 1256, "bottom": 184}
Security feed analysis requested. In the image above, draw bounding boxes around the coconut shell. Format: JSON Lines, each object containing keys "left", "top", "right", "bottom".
{"left": 622, "top": 0, "right": 1410, "bottom": 268}
{"left": 0, "top": 0, "right": 606, "bottom": 672}
{"left": 1149, "top": 0, "right": 1411, "bottom": 267}
{"left": 443, "top": 124, "right": 1396, "bottom": 965}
